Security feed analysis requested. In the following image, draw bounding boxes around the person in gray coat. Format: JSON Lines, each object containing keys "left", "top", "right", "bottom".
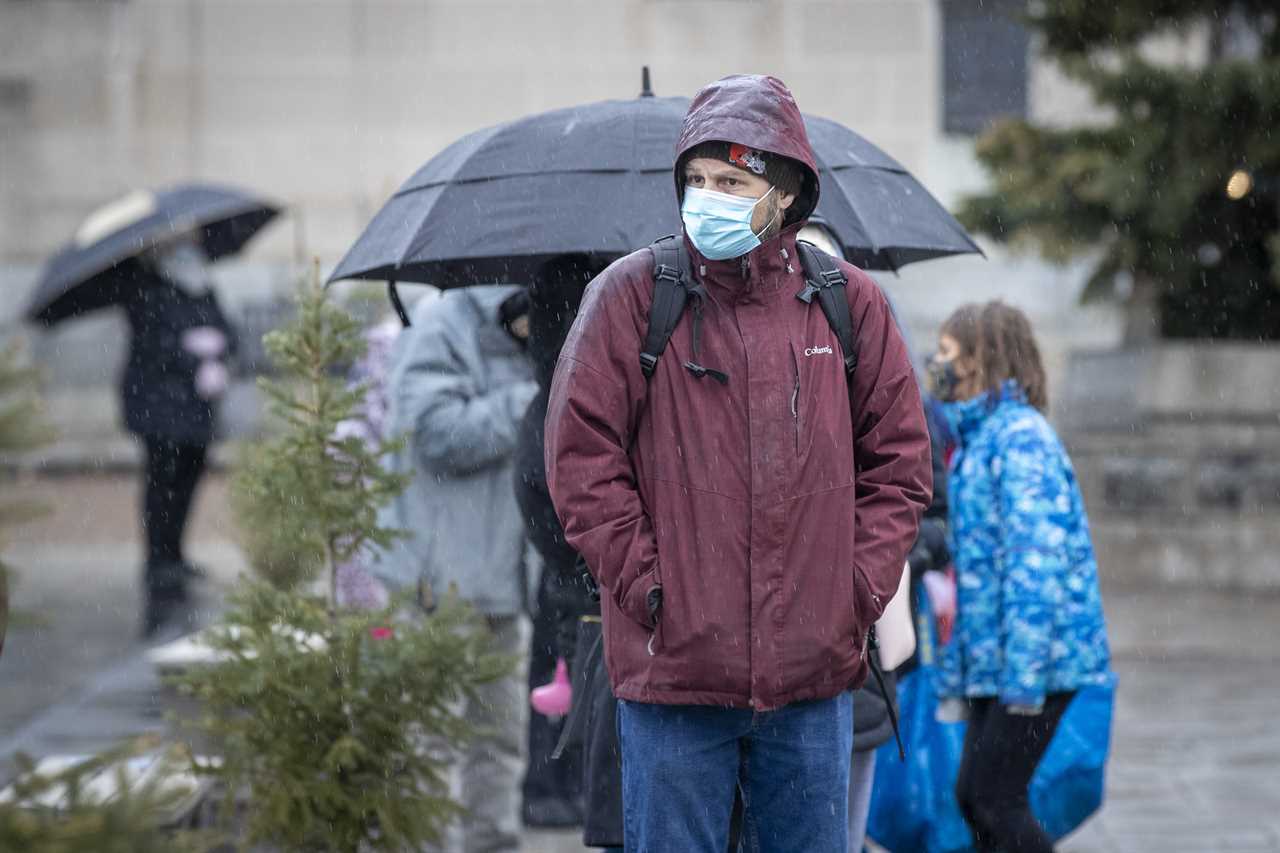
{"left": 371, "top": 285, "right": 538, "bottom": 853}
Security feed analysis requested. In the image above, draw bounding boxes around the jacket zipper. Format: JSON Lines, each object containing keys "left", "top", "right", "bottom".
{"left": 790, "top": 346, "right": 801, "bottom": 454}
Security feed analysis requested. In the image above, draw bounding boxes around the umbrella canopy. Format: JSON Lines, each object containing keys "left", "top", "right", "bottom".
{"left": 331, "top": 95, "right": 689, "bottom": 288}
{"left": 803, "top": 115, "right": 983, "bottom": 270}
{"left": 330, "top": 89, "right": 980, "bottom": 289}
{"left": 26, "top": 183, "right": 281, "bottom": 326}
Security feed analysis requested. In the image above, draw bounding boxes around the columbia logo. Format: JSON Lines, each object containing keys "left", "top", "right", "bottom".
{"left": 804, "top": 345, "right": 833, "bottom": 357}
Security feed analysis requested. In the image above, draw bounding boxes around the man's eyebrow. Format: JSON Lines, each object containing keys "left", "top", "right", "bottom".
{"left": 686, "top": 162, "right": 746, "bottom": 179}
{"left": 706, "top": 164, "right": 746, "bottom": 178}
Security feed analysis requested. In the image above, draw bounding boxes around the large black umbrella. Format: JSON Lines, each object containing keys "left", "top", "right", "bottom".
{"left": 26, "top": 183, "right": 282, "bottom": 326}
{"left": 330, "top": 74, "right": 980, "bottom": 292}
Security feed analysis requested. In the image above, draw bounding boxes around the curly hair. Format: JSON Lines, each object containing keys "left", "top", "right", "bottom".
{"left": 941, "top": 301, "right": 1048, "bottom": 412}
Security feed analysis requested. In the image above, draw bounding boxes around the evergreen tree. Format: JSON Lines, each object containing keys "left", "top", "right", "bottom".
{"left": 957, "top": 1, "right": 1280, "bottom": 341}
{"left": 0, "top": 342, "right": 51, "bottom": 657}
{"left": 231, "top": 263, "right": 408, "bottom": 596}
{"left": 179, "top": 268, "right": 508, "bottom": 852}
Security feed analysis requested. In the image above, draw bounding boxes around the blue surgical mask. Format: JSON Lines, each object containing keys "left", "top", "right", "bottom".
{"left": 681, "top": 186, "right": 778, "bottom": 261}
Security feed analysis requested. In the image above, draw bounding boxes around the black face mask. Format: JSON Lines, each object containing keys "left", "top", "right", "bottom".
{"left": 926, "top": 353, "right": 962, "bottom": 401}
{"left": 498, "top": 290, "right": 531, "bottom": 348}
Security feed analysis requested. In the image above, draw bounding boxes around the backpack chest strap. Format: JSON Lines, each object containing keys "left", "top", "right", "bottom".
{"left": 794, "top": 241, "right": 858, "bottom": 376}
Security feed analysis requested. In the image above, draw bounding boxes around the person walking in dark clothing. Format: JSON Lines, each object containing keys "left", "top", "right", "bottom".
{"left": 122, "top": 235, "right": 236, "bottom": 638}
{"left": 515, "top": 255, "right": 602, "bottom": 830}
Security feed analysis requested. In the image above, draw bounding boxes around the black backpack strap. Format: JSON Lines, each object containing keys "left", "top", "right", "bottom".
{"left": 795, "top": 240, "right": 858, "bottom": 376}
{"left": 867, "top": 625, "right": 907, "bottom": 762}
{"left": 640, "top": 235, "right": 693, "bottom": 379}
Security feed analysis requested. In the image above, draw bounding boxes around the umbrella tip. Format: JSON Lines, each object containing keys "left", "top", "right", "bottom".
{"left": 640, "top": 66, "right": 654, "bottom": 98}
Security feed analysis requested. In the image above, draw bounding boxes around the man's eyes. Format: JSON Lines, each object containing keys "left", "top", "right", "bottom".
{"left": 686, "top": 174, "right": 740, "bottom": 189}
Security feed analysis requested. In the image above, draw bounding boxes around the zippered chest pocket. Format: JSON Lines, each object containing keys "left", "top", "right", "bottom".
{"left": 790, "top": 345, "right": 803, "bottom": 455}
{"left": 788, "top": 337, "right": 857, "bottom": 479}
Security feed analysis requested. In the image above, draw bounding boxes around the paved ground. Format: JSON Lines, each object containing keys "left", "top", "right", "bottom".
{"left": 3, "top": 472, "right": 1279, "bottom": 851}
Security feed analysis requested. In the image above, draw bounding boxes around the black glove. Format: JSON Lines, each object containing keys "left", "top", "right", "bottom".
{"left": 646, "top": 585, "right": 664, "bottom": 625}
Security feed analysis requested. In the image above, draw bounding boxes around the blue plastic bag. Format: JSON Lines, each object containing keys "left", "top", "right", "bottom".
{"left": 1030, "top": 671, "right": 1116, "bottom": 839}
{"left": 867, "top": 585, "right": 1115, "bottom": 853}
{"left": 866, "top": 595, "right": 974, "bottom": 853}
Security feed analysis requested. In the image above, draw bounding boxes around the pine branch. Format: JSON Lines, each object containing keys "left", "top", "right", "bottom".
{"left": 1030, "top": 1, "right": 1279, "bottom": 60}
{"left": 958, "top": 3, "right": 1280, "bottom": 339}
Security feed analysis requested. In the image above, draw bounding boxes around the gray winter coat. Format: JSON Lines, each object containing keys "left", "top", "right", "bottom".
{"left": 371, "top": 286, "right": 539, "bottom": 616}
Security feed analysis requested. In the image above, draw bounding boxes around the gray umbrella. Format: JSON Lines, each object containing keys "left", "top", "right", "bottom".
{"left": 25, "top": 183, "right": 281, "bottom": 326}
{"left": 330, "top": 76, "right": 979, "bottom": 296}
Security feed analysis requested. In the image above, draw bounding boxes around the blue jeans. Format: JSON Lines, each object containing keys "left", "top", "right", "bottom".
{"left": 618, "top": 693, "right": 854, "bottom": 853}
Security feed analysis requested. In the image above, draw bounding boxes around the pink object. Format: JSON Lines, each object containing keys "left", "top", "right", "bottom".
{"left": 530, "top": 657, "right": 572, "bottom": 717}
{"left": 923, "top": 567, "right": 958, "bottom": 645}
{"left": 369, "top": 626, "right": 394, "bottom": 641}
{"left": 194, "top": 360, "right": 229, "bottom": 400}
{"left": 181, "top": 326, "right": 228, "bottom": 360}
{"left": 337, "top": 561, "right": 390, "bottom": 611}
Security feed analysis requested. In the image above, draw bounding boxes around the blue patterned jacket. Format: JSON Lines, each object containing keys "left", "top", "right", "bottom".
{"left": 937, "top": 382, "right": 1110, "bottom": 707}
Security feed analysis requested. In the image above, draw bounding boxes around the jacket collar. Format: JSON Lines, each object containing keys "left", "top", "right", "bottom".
{"left": 682, "top": 220, "right": 808, "bottom": 304}
{"left": 945, "top": 380, "right": 1026, "bottom": 444}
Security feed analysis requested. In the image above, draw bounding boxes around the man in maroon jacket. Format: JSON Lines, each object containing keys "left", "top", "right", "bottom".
{"left": 545, "top": 75, "right": 931, "bottom": 851}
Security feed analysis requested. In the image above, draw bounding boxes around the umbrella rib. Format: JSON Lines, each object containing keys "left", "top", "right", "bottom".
{"left": 827, "top": 163, "right": 982, "bottom": 255}
{"left": 395, "top": 167, "right": 675, "bottom": 196}
{"left": 815, "top": 154, "right": 882, "bottom": 258}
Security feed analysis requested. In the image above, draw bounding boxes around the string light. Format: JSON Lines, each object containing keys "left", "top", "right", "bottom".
{"left": 1226, "top": 169, "right": 1253, "bottom": 200}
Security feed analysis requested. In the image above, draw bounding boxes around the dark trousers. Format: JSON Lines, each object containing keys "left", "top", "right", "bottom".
{"left": 955, "top": 692, "right": 1076, "bottom": 853}
{"left": 141, "top": 436, "right": 207, "bottom": 592}
{"left": 522, "top": 572, "right": 583, "bottom": 812}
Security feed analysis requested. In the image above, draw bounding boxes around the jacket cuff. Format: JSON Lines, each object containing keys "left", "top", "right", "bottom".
{"left": 616, "top": 566, "right": 661, "bottom": 629}
{"left": 1000, "top": 689, "right": 1046, "bottom": 711}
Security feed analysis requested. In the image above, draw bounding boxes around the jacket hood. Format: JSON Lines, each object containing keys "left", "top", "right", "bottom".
{"left": 460, "top": 283, "right": 523, "bottom": 320}
{"left": 421, "top": 285, "right": 527, "bottom": 357}
{"left": 674, "top": 75, "right": 820, "bottom": 223}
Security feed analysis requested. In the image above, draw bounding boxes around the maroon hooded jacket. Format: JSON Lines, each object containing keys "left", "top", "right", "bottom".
{"left": 545, "top": 75, "right": 932, "bottom": 710}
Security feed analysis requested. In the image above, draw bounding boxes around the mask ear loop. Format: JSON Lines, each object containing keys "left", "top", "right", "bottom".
{"left": 750, "top": 186, "right": 780, "bottom": 240}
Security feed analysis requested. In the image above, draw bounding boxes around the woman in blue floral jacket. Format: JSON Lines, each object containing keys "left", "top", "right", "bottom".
{"left": 928, "top": 301, "right": 1110, "bottom": 853}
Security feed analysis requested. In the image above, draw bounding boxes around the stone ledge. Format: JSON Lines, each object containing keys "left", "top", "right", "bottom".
{"left": 1063, "top": 343, "right": 1280, "bottom": 593}
{"left": 1062, "top": 344, "right": 1280, "bottom": 432}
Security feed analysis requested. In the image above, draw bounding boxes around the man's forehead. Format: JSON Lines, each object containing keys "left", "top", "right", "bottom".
{"left": 684, "top": 157, "right": 755, "bottom": 178}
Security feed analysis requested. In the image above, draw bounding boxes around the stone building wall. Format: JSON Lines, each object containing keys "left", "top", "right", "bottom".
{"left": 2, "top": 1, "right": 1272, "bottom": 592}
{"left": 1061, "top": 345, "right": 1280, "bottom": 591}
{"left": 0, "top": 0, "right": 955, "bottom": 269}
{"left": 0, "top": 0, "right": 1124, "bottom": 425}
